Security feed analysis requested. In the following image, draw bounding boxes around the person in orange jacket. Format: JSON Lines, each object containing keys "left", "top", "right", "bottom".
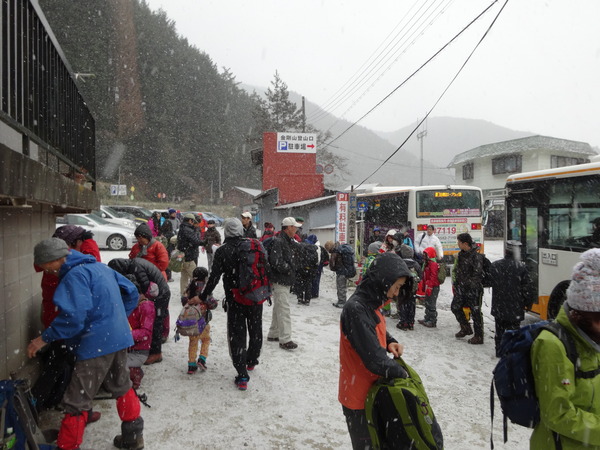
{"left": 129, "top": 223, "right": 169, "bottom": 280}
{"left": 338, "top": 252, "right": 412, "bottom": 449}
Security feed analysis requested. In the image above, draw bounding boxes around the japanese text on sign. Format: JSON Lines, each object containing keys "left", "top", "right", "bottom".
{"left": 277, "top": 132, "right": 317, "bottom": 154}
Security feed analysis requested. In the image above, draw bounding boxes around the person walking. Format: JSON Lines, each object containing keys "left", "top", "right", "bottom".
{"left": 489, "top": 240, "right": 533, "bottom": 356}
{"left": 28, "top": 238, "right": 144, "bottom": 450}
{"left": 267, "top": 217, "right": 300, "bottom": 350}
{"left": 451, "top": 233, "right": 486, "bottom": 344}
{"left": 531, "top": 248, "right": 600, "bottom": 449}
{"left": 177, "top": 213, "right": 203, "bottom": 295}
{"left": 202, "top": 218, "right": 270, "bottom": 389}
{"left": 338, "top": 252, "right": 412, "bottom": 449}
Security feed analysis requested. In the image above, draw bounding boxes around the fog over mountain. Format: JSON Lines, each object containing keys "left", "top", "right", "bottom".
{"left": 244, "top": 84, "right": 537, "bottom": 190}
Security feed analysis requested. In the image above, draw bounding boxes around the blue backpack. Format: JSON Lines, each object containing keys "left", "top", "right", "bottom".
{"left": 490, "top": 321, "right": 600, "bottom": 447}
{"left": 338, "top": 244, "right": 356, "bottom": 278}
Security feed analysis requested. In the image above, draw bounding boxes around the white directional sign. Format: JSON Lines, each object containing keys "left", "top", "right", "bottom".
{"left": 110, "top": 184, "right": 127, "bottom": 196}
{"left": 277, "top": 132, "right": 317, "bottom": 154}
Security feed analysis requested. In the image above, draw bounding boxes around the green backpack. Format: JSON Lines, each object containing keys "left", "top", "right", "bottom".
{"left": 365, "top": 358, "right": 444, "bottom": 450}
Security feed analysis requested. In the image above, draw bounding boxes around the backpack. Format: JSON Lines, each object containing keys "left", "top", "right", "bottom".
{"left": 0, "top": 379, "right": 54, "bottom": 450}
{"left": 296, "top": 242, "right": 319, "bottom": 276}
{"left": 365, "top": 358, "right": 444, "bottom": 450}
{"left": 175, "top": 304, "right": 207, "bottom": 337}
{"left": 490, "top": 321, "right": 600, "bottom": 446}
{"left": 168, "top": 249, "right": 185, "bottom": 273}
{"left": 481, "top": 254, "right": 492, "bottom": 288}
{"left": 338, "top": 244, "right": 357, "bottom": 278}
{"left": 437, "top": 262, "right": 447, "bottom": 284}
{"left": 232, "top": 238, "right": 271, "bottom": 304}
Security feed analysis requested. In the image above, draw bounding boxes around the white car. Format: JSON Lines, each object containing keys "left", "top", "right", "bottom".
{"left": 56, "top": 214, "right": 136, "bottom": 251}
{"left": 92, "top": 205, "right": 137, "bottom": 229}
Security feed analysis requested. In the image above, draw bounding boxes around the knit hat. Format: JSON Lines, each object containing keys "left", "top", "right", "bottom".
{"left": 566, "top": 249, "right": 600, "bottom": 312}
{"left": 224, "top": 218, "right": 244, "bottom": 238}
{"left": 53, "top": 225, "right": 85, "bottom": 246}
{"left": 367, "top": 241, "right": 383, "bottom": 255}
{"left": 398, "top": 244, "right": 414, "bottom": 259}
{"left": 168, "top": 208, "right": 176, "bottom": 214}
{"left": 134, "top": 223, "right": 153, "bottom": 240}
{"left": 34, "top": 238, "right": 70, "bottom": 266}
{"left": 305, "top": 234, "right": 318, "bottom": 245}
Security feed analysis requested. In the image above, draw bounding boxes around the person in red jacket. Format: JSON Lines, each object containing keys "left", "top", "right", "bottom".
{"left": 339, "top": 252, "right": 411, "bottom": 449}
{"left": 417, "top": 247, "right": 441, "bottom": 328}
{"left": 129, "top": 223, "right": 169, "bottom": 280}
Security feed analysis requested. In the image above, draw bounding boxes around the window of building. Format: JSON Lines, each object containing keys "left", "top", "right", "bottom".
{"left": 550, "top": 155, "right": 590, "bottom": 168}
{"left": 492, "top": 155, "right": 522, "bottom": 175}
{"left": 462, "top": 163, "right": 473, "bottom": 180}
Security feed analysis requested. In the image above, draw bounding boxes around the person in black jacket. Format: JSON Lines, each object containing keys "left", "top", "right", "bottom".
{"left": 240, "top": 212, "right": 257, "bottom": 239}
{"left": 201, "top": 218, "right": 270, "bottom": 390}
{"left": 203, "top": 219, "right": 222, "bottom": 272}
{"left": 267, "top": 217, "right": 300, "bottom": 350}
{"left": 177, "top": 213, "right": 203, "bottom": 296}
{"left": 451, "top": 233, "right": 486, "bottom": 344}
{"left": 108, "top": 258, "right": 171, "bottom": 365}
{"left": 489, "top": 240, "right": 534, "bottom": 356}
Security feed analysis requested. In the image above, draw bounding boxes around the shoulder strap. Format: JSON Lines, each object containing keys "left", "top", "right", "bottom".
{"left": 418, "top": 232, "right": 426, "bottom": 246}
{"left": 543, "top": 322, "right": 600, "bottom": 379}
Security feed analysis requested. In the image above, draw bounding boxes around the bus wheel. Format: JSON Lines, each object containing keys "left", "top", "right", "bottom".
{"left": 548, "top": 281, "right": 570, "bottom": 320}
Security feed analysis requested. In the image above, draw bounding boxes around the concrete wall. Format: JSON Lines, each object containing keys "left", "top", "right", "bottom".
{"left": 0, "top": 204, "right": 55, "bottom": 379}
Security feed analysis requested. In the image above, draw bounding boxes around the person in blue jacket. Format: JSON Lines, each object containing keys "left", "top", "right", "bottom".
{"left": 27, "top": 238, "right": 145, "bottom": 450}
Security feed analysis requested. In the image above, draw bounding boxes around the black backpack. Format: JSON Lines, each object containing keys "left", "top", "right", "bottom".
{"left": 339, "top": 243, "right": 357, "bottom": 278}
{"left": 481, "top": 254, "right": 493, "bottom": 288}
{"left": 296, "top": 242, "right": 319, "bottom": 276}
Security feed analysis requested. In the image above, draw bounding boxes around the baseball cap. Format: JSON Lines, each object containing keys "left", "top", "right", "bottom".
{"left": 183, "top": 213, "right": 196, "bottom": 221}
{"left": 282, "top": 217, "right": 301, "bottom": 227}
{"left": 241, "top": 212, "right": 252, "bottom": 219}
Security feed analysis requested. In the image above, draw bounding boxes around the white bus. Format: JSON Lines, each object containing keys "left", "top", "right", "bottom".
{"left": 505, "top": 161, "right": 600, "bottom": 319}
{"left": 357, "top": 185, "right": 484, "bottom": 262}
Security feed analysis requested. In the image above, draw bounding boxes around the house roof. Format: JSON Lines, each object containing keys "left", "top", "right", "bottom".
{"left": 448, "top": 135, "right": 595, "bottom": 167}
{"left": 233, "top": 186, "right": 262, "bottom": 197}
{"left": 273, "top": 195, "right": 336, "bottom": 210}
{"left": 253, "top": 187, "right": 278, "bottom": 201}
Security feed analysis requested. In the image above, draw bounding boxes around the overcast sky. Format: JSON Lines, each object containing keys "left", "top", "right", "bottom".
{"left": 144, "top": 0, "right": 600, "bottom": 148}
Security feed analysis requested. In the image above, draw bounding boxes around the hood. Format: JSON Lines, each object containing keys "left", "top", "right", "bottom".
{"left": 59, "top": 250, "right": 98, "bottom": 277}
{"left": 367, "top": 241, "right": 383, "bottom": 255}
{"left": 398, "top": 244, "right": 414, "bottom": 259}
{"left": 386, "top": 229, "right": 397, "bottom": 237}
{"left": 356, "top": 252, "right": 412, "bottom": 307}
{"left": 107, "top": 258, "right": 132, "bottom": 274}
{"left": 224, "top": 218, "right": 244, "bottom": 238}
{"left": 423, "top": 247, "right": 437, "bottom": 259}
{"left": 134, "top": 223, "right": 153, "bottom": 240}
{"left": 305, "top": 234, "right": 318, "bottom": 245}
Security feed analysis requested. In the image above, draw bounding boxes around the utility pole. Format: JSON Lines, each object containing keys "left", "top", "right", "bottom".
{"left": 417, "top": 119, "right": 428, "bottom": 186}
{"left": 301, "top": 96, "right": 306, "bottom": 132}
{"left": 218, "top": 159, "right": 222, "bottom": 201}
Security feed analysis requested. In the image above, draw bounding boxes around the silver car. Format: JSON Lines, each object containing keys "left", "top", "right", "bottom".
{"left": 93, "top": 205, "right": 137, "bottom": 229}
{"left": 56, "top": 214, "right": 136, "bottom": 251}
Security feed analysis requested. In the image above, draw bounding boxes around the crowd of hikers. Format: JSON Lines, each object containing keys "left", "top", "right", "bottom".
{"left": 21, "top": 212, "right": 600, "bottom": 449}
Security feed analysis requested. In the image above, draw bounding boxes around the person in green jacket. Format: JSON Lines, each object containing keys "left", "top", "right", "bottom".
{"left": 531, "top": 248, "right": 600, "bottom": 449}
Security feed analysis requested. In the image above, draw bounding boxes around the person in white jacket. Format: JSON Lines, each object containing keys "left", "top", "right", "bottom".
{"left": 415, "top": 225, "right": 444, "bottom": 260}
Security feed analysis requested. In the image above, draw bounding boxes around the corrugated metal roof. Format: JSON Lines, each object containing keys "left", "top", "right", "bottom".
{"left": 233, "top": 186, "right": 262, "bottom": 197}
{"left": 448, "top": 135, "right": 595, "bottom": 166}
{"left": 273, "top": 195, "right": 336, "bottom": 209}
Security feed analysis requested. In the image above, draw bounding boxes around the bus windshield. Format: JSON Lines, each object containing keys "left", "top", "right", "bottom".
{"left": 416, "top": 190, "right": 482, "bottom": 217}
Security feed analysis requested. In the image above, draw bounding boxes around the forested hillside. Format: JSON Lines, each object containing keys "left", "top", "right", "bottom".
{"left": 40, "top": 0, "right": 264, "bottom": 200}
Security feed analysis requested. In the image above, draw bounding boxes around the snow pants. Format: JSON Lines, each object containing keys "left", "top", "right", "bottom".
{"left": 342, "top": 405, "right": 372, "bottom": 450}
{"left": 451, "top": 287, "right": 484, "bottom": 337}
{"left": 227, "top": 300, "right": 263, "bottom": 379}
{"left": 188, "top": 324, "right": 211, "bottom": 363}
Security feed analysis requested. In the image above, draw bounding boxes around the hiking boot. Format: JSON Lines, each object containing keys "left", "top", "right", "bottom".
{"left": 455, "top": 324, "right": 473, "bottom": 338}
{"left": 86, "top": 410, "right": 101, "bottom": 424}
{"left": 247, "top": 365, "right": 255, "bottom": 371}
{"left": 279, "top": 341, "right": 298, "bottom": 350}
{"left": 267, "top": 337, "right": 279, "bottom": 342}
{"left": 187, "top": 363, "right": 198, "bottom": 374}
{"left": 235, "top": 376, "right": 249, "bottom": 391}
{"left": 468, "top": 335, "right": 484, "bottom": 345}
{"left": 113, "top": 417, "right": 144, "bottom": 449}
{"left": 396, "top": 323, "right": 410, "bottom": 331}
{"left": 418, "top": 320, "right": 436, "bottom": 328}
{"left": 197, "top": 358, "right": 207, "bottom": 371}
{"left": 144, "top": 353, "right": 162, "bottom": 365}
{"left": 332, "top": 302, "right": 345, "bottom": 308}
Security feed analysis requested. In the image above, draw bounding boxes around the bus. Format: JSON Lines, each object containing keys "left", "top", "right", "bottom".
{"left": 505, "top": 161, "right": 600, "bottom": 319}
{"left": 357, "top": 185, "right": 484, "bottom": 262}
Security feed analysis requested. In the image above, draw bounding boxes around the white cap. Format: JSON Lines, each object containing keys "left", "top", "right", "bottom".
{"left": 241, "top": 212, "right": 252, "bottom": 219}
{"left": 282, "top": 217, "right": 301, "bottom": 227}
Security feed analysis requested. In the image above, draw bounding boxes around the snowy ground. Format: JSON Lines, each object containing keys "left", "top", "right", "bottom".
{"left": 45, "top": 239, "right": 537, "bottom": 449}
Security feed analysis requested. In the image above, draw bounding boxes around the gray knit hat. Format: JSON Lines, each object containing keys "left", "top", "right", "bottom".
{"left": 224, "top": 218, "right": 244, "bottom": 238}
{"left": 34, "top": 238, "right": 70, "bottom": 266}
{"left": 566, "top": 249, "right": 600, "bottom": 312}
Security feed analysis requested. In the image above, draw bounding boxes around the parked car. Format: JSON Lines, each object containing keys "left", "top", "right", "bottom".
{"left": 56, "top": 214, "right": 136, "bottom": 251}
{"left": 108, "top": 205, "right": 153, "bottom": 224}
{"left": 92, "top": 205, "right": 136, "bottom": 229}
{"left": 201, "top": 211, "right": 224, "bottom": 226}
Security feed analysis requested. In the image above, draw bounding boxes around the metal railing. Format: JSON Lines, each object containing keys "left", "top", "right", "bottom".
{"left": 0, "top": 0, "right": 95, "bottom": 182}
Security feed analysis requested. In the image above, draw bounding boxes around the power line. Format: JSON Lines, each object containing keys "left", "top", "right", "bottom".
{"left": 354, "top": 0, "right": 509, "bottom": 189}
{"left": 322, "top": 0, "right": 500, "bottom": 150}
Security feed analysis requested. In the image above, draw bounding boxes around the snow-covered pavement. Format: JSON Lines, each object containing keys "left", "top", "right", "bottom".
{"left": 70, "top": 239, "right": 533, "bottom": 449}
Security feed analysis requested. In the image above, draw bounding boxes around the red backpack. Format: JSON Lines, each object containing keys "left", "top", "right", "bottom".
{"left": 232, "top": 238, "right": 271, "bottom": 304}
